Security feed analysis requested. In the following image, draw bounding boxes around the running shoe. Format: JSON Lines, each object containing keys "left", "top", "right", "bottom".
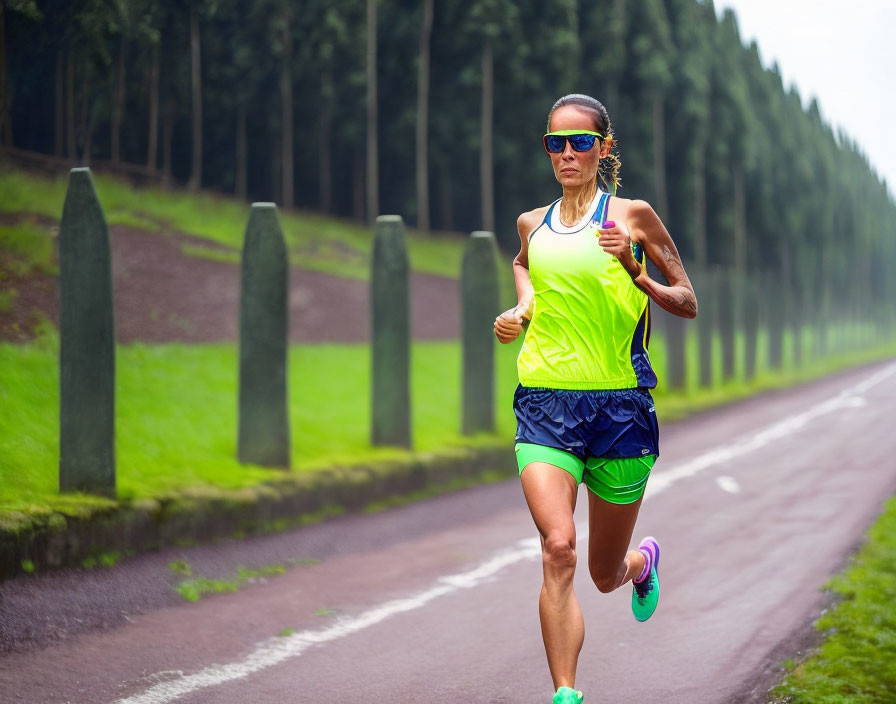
{"left": 631, "top": 536, "right": 660, "bottom": 622}
{"left": 552, "top": 686, "right": 584, "bottom": 704}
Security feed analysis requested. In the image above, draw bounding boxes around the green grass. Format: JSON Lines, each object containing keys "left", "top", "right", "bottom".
{"left": 0, "top": 288, "right": 17, "bottom": 313}
{"left": 175, "top": 576, "right": 240, "bottom": 602}
{"left": 179, "top": 243, "right": 240, "bottom": 264}
{"left": 0, "top": 329, "right": 524, "bottom": 511}
{"left": 80, "top": 550, "right": 123, "bottom": 569}
{"left": 173, "top": 563, "right": 287, "bottom": 602}
{"left": 769, "top": 496, "right": 896, "bottom": 703}
{"left": 2, "top": 322, "right": 895, "bottom": 516}
{"left": 0, "top": 219, "right": 58, "bottom": 277}
{"left": 0, "top": 168, "right": 482, "bottom": 280}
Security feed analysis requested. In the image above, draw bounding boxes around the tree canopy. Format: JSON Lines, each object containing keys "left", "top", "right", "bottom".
{"left": 3, "top": 0, "right": 894, "bottom": 300}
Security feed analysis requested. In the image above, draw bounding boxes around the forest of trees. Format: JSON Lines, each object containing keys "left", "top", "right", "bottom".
{"left": 3, "top": 0, "right": 895, "bottom": 317}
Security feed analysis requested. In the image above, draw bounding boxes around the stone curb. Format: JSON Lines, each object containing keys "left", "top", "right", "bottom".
{"left": 0, "top": 444, "right": 515, "bottom": 582}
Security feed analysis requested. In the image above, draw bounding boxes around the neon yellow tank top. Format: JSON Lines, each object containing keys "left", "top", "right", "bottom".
{"left": 516, "top": 191, "right": 657, "bottom": 390}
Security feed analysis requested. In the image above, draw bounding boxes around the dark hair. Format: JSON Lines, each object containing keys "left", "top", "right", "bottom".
{"left": 547, "top": 94, "right": 622, "bottom": 193}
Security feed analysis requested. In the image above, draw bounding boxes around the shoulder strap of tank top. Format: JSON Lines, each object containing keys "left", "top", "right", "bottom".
{"left": 530, "top": 198, "right": 562, "bottom": 242}
{"left": 591, "top": 193, "right": 610, "bottom": 226}
{"left": 542, "top": 198, "right": 562, "bottom": 226}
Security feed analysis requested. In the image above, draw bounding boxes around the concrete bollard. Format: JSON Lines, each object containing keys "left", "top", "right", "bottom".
{"left": 693, "top": 268, "right": 715, "bottom": 388}
{"left": 461, "top": 231, "right": 499, "bottom": 434}
{"left": 718, "top": 271, "right": 736, "bottom": 382}
{"left": 58, "top": 168, "right": 116, "bottom": 496}
{"left": 371, "top": 215, "right": 410, "bottom": 447}
{"left": 663, "top": 311, "right": 687, "bottom": 391}
{"left": 766, "top": 272, "right": 784, "bottom": 370}
{"left": 743, "top": 273, "right": 759, "bottom": 382}
{"left": 238, "top": 203, "right": 291, "bottom": 467}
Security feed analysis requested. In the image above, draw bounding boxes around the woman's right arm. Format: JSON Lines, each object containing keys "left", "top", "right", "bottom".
{"left": 494, "top": 210, "right": 542, "bottom": 343}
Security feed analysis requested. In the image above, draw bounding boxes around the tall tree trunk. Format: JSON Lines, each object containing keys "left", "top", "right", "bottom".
{"left": 187, "top": 4, "right": 202, "bottom": 192}
{"left": 366, "top": 0, "right": 379, "bottom": 224}
{"left": 319, "top": 77, "right": 332, "bottom": 213}
{"left": 651, "top": 94, "right": 668, "bottom": 221}
{"left": 693, "top": 146, "right": 707, "bottom": 268}
{"left": 732, "top": 163, "right": 746, "bottom": 275}
{"left": 83, "top": 109, "right": 96, "bottom": 164}
{"left": 111, "top": 36, "right": 126, "bottom": 164}
{"left": 353, "top": 154, "right": 364, "bottom": 221}
{"left": 235, "top": 96, "right": 247, "bottom": 200}
{"left": 147, "top": 41, "right": 159, "bottom": 170}
{"left": 271, "top": 132, "right": 281, "bottom": 205}
{"left": 439, "top": 161, "right": 454, "bottom": 232}
{"left": 605, "top": 0, "right": 625, "bottom": 134}
{"left": 162, "top": 93, "right": 174, "bottom": 187}
{"left": 480, "top": 38, "right": 495, "bottom": 234}
{"left": 279, "top": 1, "right": 293, "bottom": 209}
{"left": 0, "top": 2, "right": 10, "bottom": 148}
{"left": 55, "top": 50, "right": 64, "bottom": 156}
{"left": 79, "top": 66, "right": 92, "bottom": 162}
{"left": 66, "top": 48, "right": 76, "bottom": 159}
{"left": 415, "top": 0, "right": 433, "bottom": 232}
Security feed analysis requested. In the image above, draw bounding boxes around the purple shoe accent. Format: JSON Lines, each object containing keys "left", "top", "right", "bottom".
{"left": 634, "top": 537, "right": 659, "bottom": 584}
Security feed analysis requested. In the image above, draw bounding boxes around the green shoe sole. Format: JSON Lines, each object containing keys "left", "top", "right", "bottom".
{"left": 553, "top": 686, "right": 584, "bottom": 704}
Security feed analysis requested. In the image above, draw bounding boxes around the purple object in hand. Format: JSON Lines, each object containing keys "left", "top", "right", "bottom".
{"left": 601, "top": 220, "right": 615, "bottom": 229}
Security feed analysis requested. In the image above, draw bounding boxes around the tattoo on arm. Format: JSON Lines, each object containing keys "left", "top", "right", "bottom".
{"left": 645, "top": 281, "right": 697, "bottom": 317}
{"left": 633, "top": 211, "right": 696, "bottom": 317}
{"left": 660, "top": 244, "right": 687, "bottom": 281}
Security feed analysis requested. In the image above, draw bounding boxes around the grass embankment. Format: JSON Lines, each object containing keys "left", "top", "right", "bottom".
{"left": 770, "top": 496, "right": 896, "bottom": 704}
{"left": 0, "top": 168, "right": 470, "bottom": 280}
{"left": 2, "top": 165, "right": 896, "bottom": 520}
{"left": 2, "top": 324, "right": 895, "bottom": 515}
{"left": 0, "top": 332, "right": 522, "bottom": 512}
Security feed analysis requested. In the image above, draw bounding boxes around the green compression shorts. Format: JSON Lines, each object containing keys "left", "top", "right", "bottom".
{"left": 515, "top": 443, "right": 656, "bottom": 504}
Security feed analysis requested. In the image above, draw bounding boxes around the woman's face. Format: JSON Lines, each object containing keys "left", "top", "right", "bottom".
{"left": 547, "top": 105, "right": 612, "bottom": 189}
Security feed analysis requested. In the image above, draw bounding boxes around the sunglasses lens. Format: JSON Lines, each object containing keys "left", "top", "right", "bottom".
{"left": 544, "top": 135, "right": 566, "bottom": 153}
{"left": 568, "top": 134, "right": 597, "bottom": 151}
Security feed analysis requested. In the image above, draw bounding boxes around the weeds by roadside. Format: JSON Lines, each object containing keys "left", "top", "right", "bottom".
{"left": 769, "top": 496, "right": 896, "bottom": 703}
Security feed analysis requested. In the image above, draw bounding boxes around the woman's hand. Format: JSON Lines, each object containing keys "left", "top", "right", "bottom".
{"left": 597, "top": 220, "right": 641, "bottom": 279}
{"left": 494, "top": 302, "right": 531, "bottom": 344}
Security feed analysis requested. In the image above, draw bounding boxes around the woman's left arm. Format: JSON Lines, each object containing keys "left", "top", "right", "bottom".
{"left": 599, "top": 200, "right": 698, "bottom": 319}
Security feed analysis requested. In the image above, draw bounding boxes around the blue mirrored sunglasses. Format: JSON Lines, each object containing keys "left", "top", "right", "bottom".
{"left": 543, "top": 129, "right": 603, "bottom": 153}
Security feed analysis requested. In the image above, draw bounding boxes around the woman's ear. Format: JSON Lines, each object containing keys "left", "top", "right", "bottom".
{"left": 600, "top": 137, "right": 615, "bottom": 158}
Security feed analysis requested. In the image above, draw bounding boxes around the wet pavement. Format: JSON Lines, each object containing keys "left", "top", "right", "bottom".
{"left": 2, "top": 359, "right": 895, "bottom": 704}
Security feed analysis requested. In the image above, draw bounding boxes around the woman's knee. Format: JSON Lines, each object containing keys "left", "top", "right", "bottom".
{"left": 588, "top": 559, "right": 621, "bottom": 593}
{"left": 542, "top": 534, "right": 577, "bottom": 573}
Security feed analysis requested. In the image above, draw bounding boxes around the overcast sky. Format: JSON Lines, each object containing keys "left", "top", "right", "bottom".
{"left": 717, "top": 0, "right": 896, "bottom": 198}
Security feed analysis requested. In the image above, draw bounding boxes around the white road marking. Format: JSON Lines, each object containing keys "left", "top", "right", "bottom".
{"left": 115, "top": 538, "right": 541, "bottom": 704}
{"left": 716, "top": 476, "right": 741, "bottom": 494}
{"left": 113, "top": 362, "right": 896, "bottom": 704}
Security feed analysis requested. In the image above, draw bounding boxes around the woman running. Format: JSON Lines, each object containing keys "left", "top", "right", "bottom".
{"left": 494, "top": 94, "right": 697, "bottom": 704}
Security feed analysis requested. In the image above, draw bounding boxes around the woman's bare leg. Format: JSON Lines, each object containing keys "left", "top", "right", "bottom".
{"left": 586, "top": 492, "right": 647, "bottom": 593}
{"left": 520, "top": 462, "right": 583, "bottom": 691}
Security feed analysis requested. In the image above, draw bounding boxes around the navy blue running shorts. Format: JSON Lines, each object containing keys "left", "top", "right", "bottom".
{"left": 513, "top": 385, "right": 659, "bottom": 462}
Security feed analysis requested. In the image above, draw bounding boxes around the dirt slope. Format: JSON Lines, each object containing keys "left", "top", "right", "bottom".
{"left": 1, "top": 221, "right": 460, "bottom": 343}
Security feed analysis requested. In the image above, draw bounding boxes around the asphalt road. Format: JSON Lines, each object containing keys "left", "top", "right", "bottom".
{"left": 2, "top": 359, "right": 896, "bottom": 704}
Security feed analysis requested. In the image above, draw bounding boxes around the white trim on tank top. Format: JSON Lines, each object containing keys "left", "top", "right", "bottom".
{"left": 546, "top": 187, "right": 609, "bottom": 234}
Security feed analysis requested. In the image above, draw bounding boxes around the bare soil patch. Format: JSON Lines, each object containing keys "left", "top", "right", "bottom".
{"left": 1, "top": 220, "right": 459, "bottom": 344}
